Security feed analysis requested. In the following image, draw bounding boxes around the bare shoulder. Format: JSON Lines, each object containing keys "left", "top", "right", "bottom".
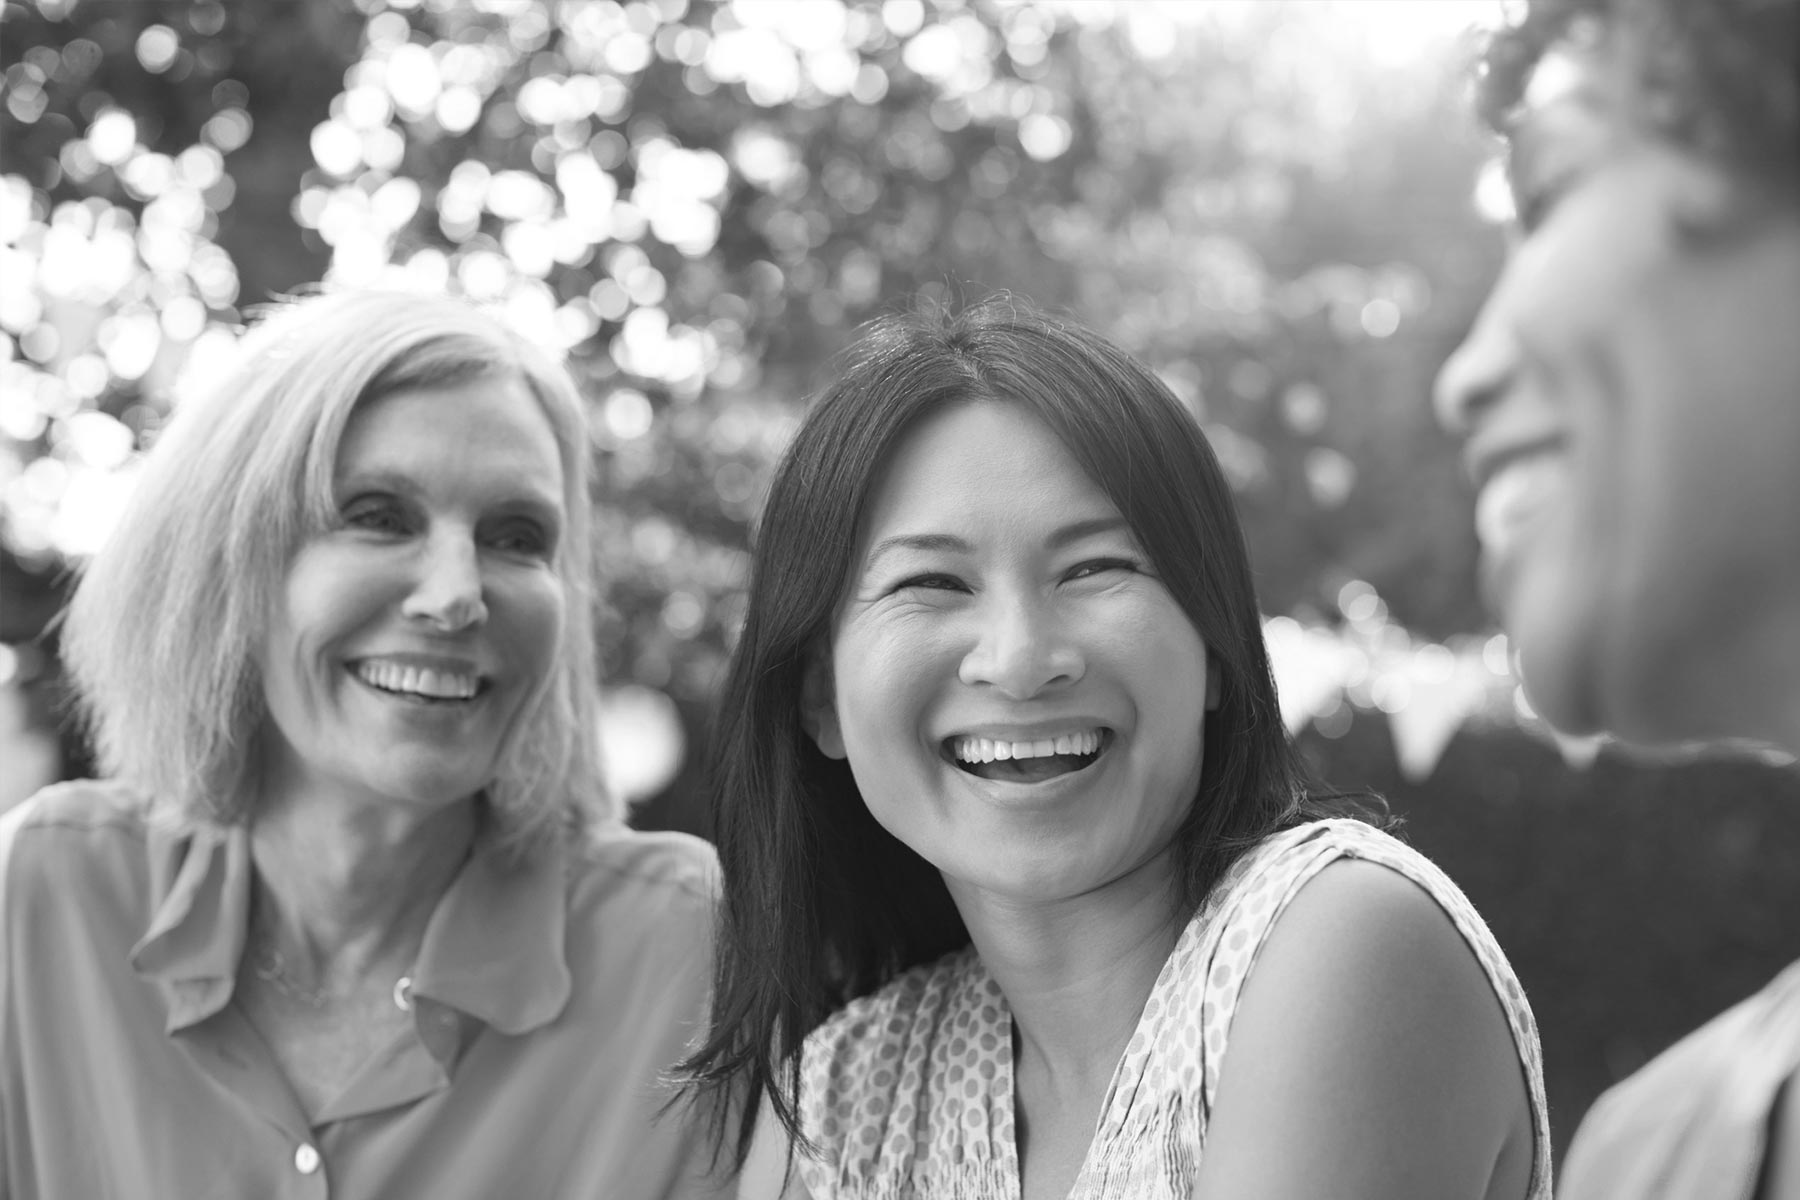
{"left": 1267, "top": 857, "right": 1480, "bottom": 980}
{"left": 1194, "top": 858, "right": 1536, "bottom": 1200}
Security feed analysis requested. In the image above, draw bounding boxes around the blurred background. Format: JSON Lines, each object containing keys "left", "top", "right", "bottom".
{"left": 4, "top": 0, "right": 1798, "bottom": 1159}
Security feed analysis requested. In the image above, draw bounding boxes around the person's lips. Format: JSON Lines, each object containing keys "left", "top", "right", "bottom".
{"left": 1475, "top": 449, "right": 1568, "bottom": 558}
{"left": 348, "top": 653, "right": 491, "bottom": 705}
{"left": 943, "top": 727, "right": 1113, "bottom": 784}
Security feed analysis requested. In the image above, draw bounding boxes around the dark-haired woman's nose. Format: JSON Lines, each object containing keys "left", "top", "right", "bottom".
{"left": 402, "top": 531, "right": 489, "bottom": 633}
{"left": 957, "top": 593, "right": 1084, "bottom": 699}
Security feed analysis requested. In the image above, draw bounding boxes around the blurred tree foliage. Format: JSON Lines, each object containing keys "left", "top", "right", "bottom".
{"left": 6, "top": 0, "right": 1800, "bottom": 1161}
{"left": 0, "top": 0, "right": 1501, "bottom": 694}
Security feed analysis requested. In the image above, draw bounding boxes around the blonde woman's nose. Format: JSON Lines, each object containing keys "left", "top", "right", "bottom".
{"left": 402, "top": 532, "right": 489, "bottom": 632}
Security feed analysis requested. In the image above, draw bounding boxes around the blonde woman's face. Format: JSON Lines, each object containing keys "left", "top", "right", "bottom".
{"left": 258, "top": 376, "right": 567, "bottom": 812}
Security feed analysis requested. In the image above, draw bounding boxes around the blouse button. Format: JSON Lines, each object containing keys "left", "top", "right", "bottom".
{"left": 294, "top": 1143, "right": 321, "bottom": 1175}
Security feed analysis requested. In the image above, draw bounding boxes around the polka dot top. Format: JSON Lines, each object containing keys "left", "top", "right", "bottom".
{"left": 794, "top": 818, "right": 1552, "bottom": 1199}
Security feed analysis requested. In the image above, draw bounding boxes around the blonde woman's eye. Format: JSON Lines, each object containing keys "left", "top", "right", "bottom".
{"left": 491, "top": 520, "right": 552, "bottom": 557}
{"left": 342, "top": 497, "right": 409, "bottom": 535}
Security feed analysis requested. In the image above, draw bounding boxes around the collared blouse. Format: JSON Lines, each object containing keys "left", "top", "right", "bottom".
{"left": 0, "top": 780, "right": 729, "bottom": 1200}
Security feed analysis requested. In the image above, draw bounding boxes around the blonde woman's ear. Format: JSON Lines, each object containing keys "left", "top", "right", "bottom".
{"left": 800, "top": 653, "right": 848, "bottom": 760}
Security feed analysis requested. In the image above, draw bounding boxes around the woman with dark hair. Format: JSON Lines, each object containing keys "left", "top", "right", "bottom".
{"left": 1437, "top": 0, "right": 1800, "bottom": 1194}
{"left": 687, "top": 298, "right": 1550, "bottom": 1198}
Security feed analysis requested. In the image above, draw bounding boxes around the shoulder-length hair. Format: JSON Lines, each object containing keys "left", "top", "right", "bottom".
{"left": 61, "top": 288, "right": 612, "bottom": 850}
{"left": 682, "top": 296, "right": 1387, "bottom": 1166}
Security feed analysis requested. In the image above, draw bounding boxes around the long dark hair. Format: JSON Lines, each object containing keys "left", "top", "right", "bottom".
{"left": 680, "top": 296, "right": 1387, "bottom": 1168}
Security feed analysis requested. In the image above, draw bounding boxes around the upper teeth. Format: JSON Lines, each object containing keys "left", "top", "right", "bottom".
{"left": 1476, "top": 455, "right": 1565, "bottom": 553}
{"left": 356, "top": 660, "right": 480, "bottom": 700}
{"left": 952, "top": 729, "right": 1102, "bottom": 764}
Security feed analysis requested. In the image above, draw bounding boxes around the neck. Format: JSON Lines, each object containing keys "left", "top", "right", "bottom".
{"left": 1718, "top": 611, "right": 1800, "bottom": 755}
{"left": 248, "top": 774, "right": 478, "bottom": 980}
{"left": 1616, "top": 600, "right": 1800, "bottom": 757}
{"left": 948, "top": 853, "right": 1184, "bottom": 1093}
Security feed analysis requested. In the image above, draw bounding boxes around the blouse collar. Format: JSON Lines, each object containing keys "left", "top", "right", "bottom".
{"left": 129, "top": 813, "right": 573, "bottom": 1037}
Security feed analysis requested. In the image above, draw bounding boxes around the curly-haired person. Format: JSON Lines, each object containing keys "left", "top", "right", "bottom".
{"left": 1436, "top": 1, "right": 1800, "bottom": 1196}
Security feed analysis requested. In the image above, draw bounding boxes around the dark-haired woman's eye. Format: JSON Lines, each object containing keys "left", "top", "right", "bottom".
{"left": 1065, "top": 557, "right": 1139, "bottom": 582}
{"left": 894, "top": 573, "right": 966, "bottom": 594}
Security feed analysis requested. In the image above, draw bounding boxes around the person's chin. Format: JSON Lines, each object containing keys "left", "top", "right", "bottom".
{"left": 365, "top": 757, "right": 492, "bottom": 809}
{"left": 1498, "top": 561, "right": 1613, "bottom": 738}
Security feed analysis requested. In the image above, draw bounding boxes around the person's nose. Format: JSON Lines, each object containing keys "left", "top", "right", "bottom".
{"left": 957, "top": 590, "right": 1084, "bottom": 699}
{"left": 402, "top": 529, "right": 488, "bottom": 633}
{"left": 1434, "top": 304, "right": 1520, "bottom": 438}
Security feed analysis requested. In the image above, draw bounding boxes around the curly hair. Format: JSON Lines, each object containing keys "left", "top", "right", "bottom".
{"left": 1479, "top": 0, "right": 1798, "bottom": 192}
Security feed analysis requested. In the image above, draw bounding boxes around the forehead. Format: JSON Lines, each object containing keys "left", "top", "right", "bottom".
{"left": 862, "top": 401, "right": 1120, "bottom": 534}
{"left": 337, "top": 374, "right": 566, "bottom": 501}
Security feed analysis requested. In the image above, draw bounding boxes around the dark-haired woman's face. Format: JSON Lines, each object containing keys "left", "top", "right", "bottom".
{"left": 1435, "top": 44, "right": 1800, "bottom": 747}
{"left": 803, "top": 401, "right": 1218, "bottom": 906}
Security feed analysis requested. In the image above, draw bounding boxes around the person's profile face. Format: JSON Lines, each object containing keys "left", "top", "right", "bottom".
{"left": 1433, "top": 36, "right": 1800, "bottom": 747}
{"left": 802, "top": 399, "right": 1217, "bottom": 907}
{"left": 257, "top": 374, "right": 569, "bottom": 812}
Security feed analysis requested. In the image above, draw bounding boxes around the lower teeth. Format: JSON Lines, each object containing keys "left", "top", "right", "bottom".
{"left": 962, "top": 752, "right": 1098, "bottom": 780}
{"left": 370, "top": 682, "right": 465, "bottom": 701}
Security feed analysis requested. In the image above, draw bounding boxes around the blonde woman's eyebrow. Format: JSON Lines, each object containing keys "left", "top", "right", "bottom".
{"left": 335, "top": 467, "right": 561, "bottom": 509}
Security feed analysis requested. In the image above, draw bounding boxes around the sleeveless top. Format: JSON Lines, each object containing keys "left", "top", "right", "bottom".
{"left": 795, "top": 818, "right": 1552, "bottom": 1199}
{"left": 1558, "top": 957, "right": 1800, "bottom": 1200}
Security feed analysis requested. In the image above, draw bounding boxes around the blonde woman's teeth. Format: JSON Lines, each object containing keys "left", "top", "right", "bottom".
{"left": 355, "top": 660, "right": 480, "bottom": 699}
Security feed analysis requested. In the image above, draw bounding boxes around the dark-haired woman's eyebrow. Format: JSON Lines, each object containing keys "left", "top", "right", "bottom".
{"left": 1046, "top": 515, "right": 1131, "bottom": 551}
{"left": 862, "top": 532, "right": 972, "bottom": 572}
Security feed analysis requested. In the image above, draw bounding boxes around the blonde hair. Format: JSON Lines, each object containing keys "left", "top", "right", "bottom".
{"left": 62, "top": 289, "right": 614, "bottom": 848}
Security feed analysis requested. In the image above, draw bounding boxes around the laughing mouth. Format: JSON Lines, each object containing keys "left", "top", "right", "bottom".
{"left": 946, "top": 729, "right": 1111, "bottom": 783}
{"left": 351, "top": 659, "right": 488, "bottom": 704}
{"left": 1475, "top": 450, "right": 1567, "bottom": 555}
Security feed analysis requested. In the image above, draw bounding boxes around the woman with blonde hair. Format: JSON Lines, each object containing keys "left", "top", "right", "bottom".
{"left": 0, "top": 289, "right": 726, "bottom": 1198}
